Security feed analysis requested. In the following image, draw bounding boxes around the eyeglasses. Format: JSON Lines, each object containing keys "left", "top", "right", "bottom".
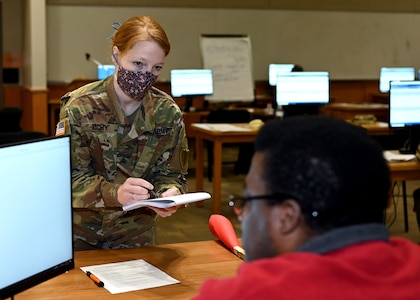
{"left": 228, "top": 193, "right": 295, "bottom": 215}
{"left": 229, "top": 194, "right": 320, "bottom": 219}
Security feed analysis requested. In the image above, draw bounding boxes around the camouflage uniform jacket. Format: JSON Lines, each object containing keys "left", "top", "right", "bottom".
{"left": 57, "top": 76, "right": 189, "bottom": 249}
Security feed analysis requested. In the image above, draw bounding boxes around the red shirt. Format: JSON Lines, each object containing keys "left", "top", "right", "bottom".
{"left": 193, "top": 226, "right": 420, "bottom": 300}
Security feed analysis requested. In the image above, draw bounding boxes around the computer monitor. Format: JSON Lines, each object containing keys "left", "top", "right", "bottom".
{"left": 97, "top": 64, "right": 116, "bottom": 80}
{"left": 389, "top": 80, "right": 420, "bottom": 153}
{"left": 0, "top": 135, "right": 74, "bottom": 299}
{"left": 379, "top": 67, "right": 415, "bottom": 93}
{"left": 268, "top": 64, "right": 295, "bottom": 86}
{"left": 276, "top": 71, "right": 330, "bottom": 106}
{"left": 170, "top": 69, "right": 213, "bottom": 111}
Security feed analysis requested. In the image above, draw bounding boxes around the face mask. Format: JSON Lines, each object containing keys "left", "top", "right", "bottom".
{"left": 114, "top": 55, "right": 158, "bottom": 100}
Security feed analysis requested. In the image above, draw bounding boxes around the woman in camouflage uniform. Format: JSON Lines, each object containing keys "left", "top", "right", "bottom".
{"left": 57, "top": 16, "right": 189, "bottom": 250}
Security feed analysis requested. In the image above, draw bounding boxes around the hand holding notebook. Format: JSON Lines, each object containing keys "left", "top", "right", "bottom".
{"left": 122, "top": 192, "right": 211, "bottom": 211}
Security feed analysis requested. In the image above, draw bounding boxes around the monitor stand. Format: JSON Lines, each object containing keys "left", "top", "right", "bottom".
{"left": 184, "top": 96, "right": 194, "bottom": 112}
{"left": 399, "top": 125, "right": 420, "bottom": 154}
{"left": 282, "top": 103, "right": 322, "bottom": 118}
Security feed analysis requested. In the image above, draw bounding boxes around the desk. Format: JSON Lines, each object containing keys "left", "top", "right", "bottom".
{"left": 191, "top": 123, "right": 258, "bottom": 214}
{"left": 183, "top": 111, "right": 209, "bottom": 138}
{"left": 190, "top": 121, "right": 420, "bottom": 226}
{"left": 325, "top": 102, "right": 389, "bottom": 122}
{"left": 18, "top": 240, "right": 242, "bottom": 299}
{"left": 183, "top": 108, "right": 270, "bottom": 139}
{"left": 357, "top": 121, "right": 394, "bottom": 136}
{"left": 388, "top": 160, "right": 420, "bottom": 232}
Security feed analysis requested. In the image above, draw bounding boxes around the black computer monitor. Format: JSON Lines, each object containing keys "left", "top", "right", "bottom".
{"left": 170, "top": 69, "right": 213, "bottom": 112}
{"left": 379, "top": 67, "right": 415, "bottom": 93}
{"left": 97, "top": 64, "right": 116, "bottom": 80}
{"left": 0, "top": 135, "right": 74, "bottom": 299}
{"left": 276, "top": 71, "right": 329, "bottom": 106}
{"left": 389, "top": 80, "right": 420, "bottom": 153}
{"left": 268, "top": 64, "right": 295, "bottom": 86}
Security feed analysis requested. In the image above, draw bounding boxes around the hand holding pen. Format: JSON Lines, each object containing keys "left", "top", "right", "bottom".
{"left": 116, "top": 164, "right": 177, "bottom": 217}
{"left": 116, "top": 163, "right": 158, "bottom": 205}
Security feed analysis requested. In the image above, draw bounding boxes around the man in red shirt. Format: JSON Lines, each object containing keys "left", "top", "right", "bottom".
{"left": 193, "top": 116, "right": 420, "bottom": 300}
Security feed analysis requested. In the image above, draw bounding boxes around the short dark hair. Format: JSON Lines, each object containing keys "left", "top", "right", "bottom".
{"left": 254, "top": 116, "right": 390, "bottom": 232}
{"left": 291, "top": 64, "right": 304, "bottom": 72}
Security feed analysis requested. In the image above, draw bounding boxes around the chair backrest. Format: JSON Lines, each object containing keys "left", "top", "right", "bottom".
{"left": 0, "top": 131, "right": 48, "bottom": 145}
{"left": 0, "top": 107, "right": 23, "bottom": 132}
{"left": 206, "top": 109, "right": 251, "bottom": 124}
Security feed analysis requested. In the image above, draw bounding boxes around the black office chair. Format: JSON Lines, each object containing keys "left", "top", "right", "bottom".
{"left": 369, "top": 128, "right": 409, "bottom": 151}
{"left": 205, "top": 109, "right": 253, "bottom": 181}
{"left": 0, "top": 106, "right": 23, "bottom": 132}
{"left": 0, "top": 131, "right": 48, "bottom": 145}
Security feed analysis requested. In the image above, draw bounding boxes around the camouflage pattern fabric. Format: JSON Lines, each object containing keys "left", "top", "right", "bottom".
{"left": 57, "top": 76, "right": 189, "bottom": 250}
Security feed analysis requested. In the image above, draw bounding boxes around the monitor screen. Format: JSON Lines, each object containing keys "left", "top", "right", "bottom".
{"left": 276, "top": 71, "right": 330, "bottom": 105}
{"left": 389, "top": 80, "right": 420, "bottom": 128}
{"left": 268, "top": 64, "right": 295, "bottom": 86}
{"left": 0, "top": 135, "right": 74, "bottom": 299}
{"left": 379, "top": 67, "right": 415, "bottom": 93}
{"left": 170, "top": 69, "right": 213, "bottom": 97}
{"left": 97, "top": 64, "right": 116, "bottom": 80}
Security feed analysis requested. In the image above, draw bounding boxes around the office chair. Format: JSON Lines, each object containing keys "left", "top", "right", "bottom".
{"left": 369, "top": 128, "right": 409, "bottom": 151}
{"left": 0, "top": 131, "right": 48, "bottom": 145}
{"left": 205, "top": 109, "right": 253, "bottom": 181}
{"left": 0, "top": 106, "right": 23, "bottom": 132}
{"left": 0, "top": 106, "right": 48, "bottom": 146}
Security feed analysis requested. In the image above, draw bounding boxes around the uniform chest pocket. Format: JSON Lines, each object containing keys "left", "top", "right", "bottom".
{"left": 82, "top": 123, "right": 121, "bottom": 150}
{"left": 81, "top": 123, "right": 122, "bottom": 177}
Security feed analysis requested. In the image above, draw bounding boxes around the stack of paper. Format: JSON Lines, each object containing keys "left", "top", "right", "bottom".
{"left": 383, "top": 150, "right": 416, "bottom": 162}
{"left": 81, "top": 259, "right": 180, "bottom": 294}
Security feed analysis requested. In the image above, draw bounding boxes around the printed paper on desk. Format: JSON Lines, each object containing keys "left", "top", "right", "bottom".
{"left": 194, "top": 123, "right": 251, "bottom": 132}
{"left": 207, "top": 124, "right": 251, "bottom": 132}
{"left": 80, "top": 259, "right": 180, "bottom": 294}
{"left": 122, "top": 192, "right": 211, "bottom": 211}
{"left": 383, "top": 150, "right": 416, "bottom": 162}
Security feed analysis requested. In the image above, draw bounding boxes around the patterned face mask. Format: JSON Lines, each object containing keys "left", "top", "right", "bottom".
{"left": 114, "top": 55, "right": 158, "bottom": 100}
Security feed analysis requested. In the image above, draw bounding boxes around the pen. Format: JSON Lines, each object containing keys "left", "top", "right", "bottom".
{"left": 117, "top": 163, "right": 159, "bottom": 198}
{"left": 86, "top": 271, "right": 104, "bottom": 287}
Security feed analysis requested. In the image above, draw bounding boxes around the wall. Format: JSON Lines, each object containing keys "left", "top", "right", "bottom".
{"left": 46, "top": 5, "right": 420, "bottom": 82}
{"left": 2, "top": 0, "right": 22, "bottom": 55}
{"left": 46, "top": 0, "right": 420, "bottom": 14}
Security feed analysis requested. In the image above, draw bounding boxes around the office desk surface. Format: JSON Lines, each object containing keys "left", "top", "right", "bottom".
{"left": 325, "top": 102, "right": 389, "bottom": 122}
{"left": 387, "top": 159, "right": 420, "bottom": 232}
{"left": 190, "top": 121, "right": 397, "bottom": 214}
{"left": 388, "top": 159, "right": 420, "bottom": 182}
{"left": 357, "top": 121, "right": 395, "bottom": 136}
{"left": 18, "top": 240, "right": 242, "bottom": 300}
{"left": 191, "top": 123, "right": 259, "bottom": 213}
{"left": 182, "top": 111, "right": 209, "bottom": 139}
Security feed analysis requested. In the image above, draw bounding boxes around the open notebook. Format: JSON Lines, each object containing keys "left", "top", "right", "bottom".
{"left": 122, "top": 192, "right": 211, "bottom": 211}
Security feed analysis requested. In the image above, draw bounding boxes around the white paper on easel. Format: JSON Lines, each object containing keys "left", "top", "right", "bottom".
{"left": 80, "top": 259, "right": 180, "bottom": 294}
{"left": 200, "top": 35, "right": 254, "bottom": 102}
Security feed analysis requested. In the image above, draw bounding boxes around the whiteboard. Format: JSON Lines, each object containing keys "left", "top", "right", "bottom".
{"left": 200, "top": 35, "right": 254, "bottom": 102}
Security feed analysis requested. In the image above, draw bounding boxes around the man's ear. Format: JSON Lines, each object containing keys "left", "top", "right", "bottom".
{"left": 270, "top": 199, "right": 302, "bottom": 235}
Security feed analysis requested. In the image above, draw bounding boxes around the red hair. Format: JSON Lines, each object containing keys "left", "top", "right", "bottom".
{"left": 112, "top": 16, "right": 170, "bottom": 56}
